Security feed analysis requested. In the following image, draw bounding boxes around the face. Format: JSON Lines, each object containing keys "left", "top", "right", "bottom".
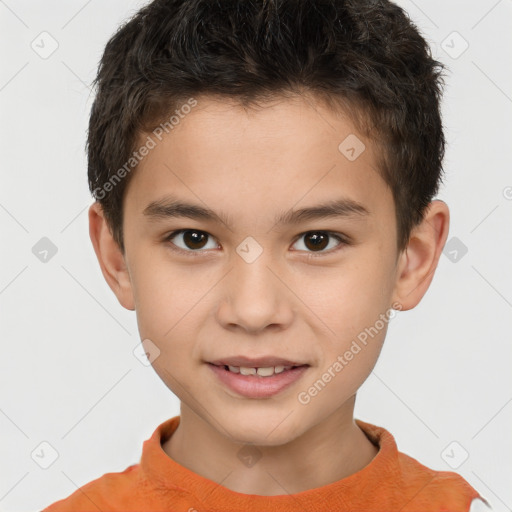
{"left": 117, "top": 95, "right": 404, "bottom": 445}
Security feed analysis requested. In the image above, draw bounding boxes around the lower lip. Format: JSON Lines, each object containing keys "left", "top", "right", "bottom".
{"left": 208, "top": 363, "right": 309, "bottom": 399}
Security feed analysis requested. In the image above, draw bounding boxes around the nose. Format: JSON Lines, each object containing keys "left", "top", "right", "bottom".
{"left": 216, "top": 248, "right": 294, "bottom": 334}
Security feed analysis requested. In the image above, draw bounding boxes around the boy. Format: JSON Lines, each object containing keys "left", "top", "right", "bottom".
{"left": 42, "top": 0, "right": 493, "bottom": 510}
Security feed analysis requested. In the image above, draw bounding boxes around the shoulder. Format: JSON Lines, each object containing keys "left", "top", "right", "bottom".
{"left": 41, "top": 464, "right": 141, "bottom": 511}
{"left": 40, "top": 462, "right": 199, "bottom": 512}
{"left": 355, "top": 420, "right": 489, "bottom": 511}
{"left": 396, "top": 451, "right": 490, "bottom": 511}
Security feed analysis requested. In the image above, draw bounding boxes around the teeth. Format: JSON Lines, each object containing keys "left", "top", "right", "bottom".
{"left": 225, "top": 365, "right": 292, "bottom": 376}
{"left": 239, "top": 367, "right": 257, "bottom": 376}
{"left": 256, "top": 367, "right": 274, "bottom": 377}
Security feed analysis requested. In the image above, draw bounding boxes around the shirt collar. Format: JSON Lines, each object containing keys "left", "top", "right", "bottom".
{"left": 139, "top": 415, "right": 399, "bottom": 511}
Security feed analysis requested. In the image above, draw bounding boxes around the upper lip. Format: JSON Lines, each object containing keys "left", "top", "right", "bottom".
{"left": 208, "top": 356, "right": 309, "bottom": 368}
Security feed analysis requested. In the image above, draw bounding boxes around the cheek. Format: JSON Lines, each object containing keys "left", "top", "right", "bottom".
{"left": 321, "top": 251, "right": 394, "bottom": 321}
{"left": 128, "top": 249, "right": 181, "bottom": 335}
{"left": 313, "top": 249, "right": 396, "bottom": 371}
{"left": 298, "top": 296, "right": 393, "bottom": 414}
{"left": 130, "top": 252, "right": 217, "bottom": 351}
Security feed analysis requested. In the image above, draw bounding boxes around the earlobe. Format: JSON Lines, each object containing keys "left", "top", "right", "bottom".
{"left": 88, "top": 202, "right": 135, "bottom": 311}
{"left": 392, "top": 200, "right": 450, "bottom": 311}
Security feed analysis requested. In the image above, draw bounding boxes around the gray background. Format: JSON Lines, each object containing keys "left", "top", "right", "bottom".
{"left": 1, "top": 1, "right": 511, "bottom": 510}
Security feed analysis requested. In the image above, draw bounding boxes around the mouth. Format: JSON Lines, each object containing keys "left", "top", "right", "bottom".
{"left": 207, "top": 362, "right": 310, "bottom": 398}
{"left": 209, "top": 362, "right": 308, "bottom": 377}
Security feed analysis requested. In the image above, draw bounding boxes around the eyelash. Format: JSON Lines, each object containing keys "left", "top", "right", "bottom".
{"left": 162, "top": 229, "right": 350, "bottom": 258}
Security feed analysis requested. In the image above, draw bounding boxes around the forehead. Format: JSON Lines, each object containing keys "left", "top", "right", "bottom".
{"left": 125, "top": 95, "right": 393, "bottom": 230}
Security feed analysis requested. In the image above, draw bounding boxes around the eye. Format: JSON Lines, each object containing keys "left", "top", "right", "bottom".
{"left": 164, "top": 229, "right": 219, "bottom": 254}
{"left": 291, "top": 231, "right": 347, "bottom": 256}
{"left": 163, "top": 229, "right": 349, "bottom": 257}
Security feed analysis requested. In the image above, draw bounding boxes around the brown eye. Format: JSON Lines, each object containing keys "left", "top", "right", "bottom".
{"left": 182, "top": 230, "right": 208, "bottom": 249}
{"left": 166, "top": 229, "right": 218, "bottom": 252}
{"left": 303, "top": 232, "right": 329, "bottom": 251}
{"left": 292, "top": 231, "right": 346, "bottom": 255}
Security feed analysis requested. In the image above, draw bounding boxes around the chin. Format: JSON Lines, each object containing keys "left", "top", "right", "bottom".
{"left": 218, "top": 409, "right": 305, "bottom": 447}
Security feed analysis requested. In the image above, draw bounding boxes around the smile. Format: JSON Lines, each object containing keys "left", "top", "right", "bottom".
{"left": 207, "top": 363, "right": 309, "bottom": 398}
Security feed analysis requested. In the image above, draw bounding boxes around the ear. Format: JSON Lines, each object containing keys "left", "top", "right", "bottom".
{"left": 391, "top": 200, "right": 450, "bottom": 311}
{"left": 88, "top": 202, "right": 135, "bottom": 311}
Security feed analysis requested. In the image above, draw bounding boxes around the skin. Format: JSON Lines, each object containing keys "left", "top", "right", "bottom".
{"left": 89, "top": 93, "right": 449, "bottom": 496}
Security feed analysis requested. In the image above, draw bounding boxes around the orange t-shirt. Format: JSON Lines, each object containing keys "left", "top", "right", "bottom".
{"left": 42, "top": 416, "right": 487, "bottom": 512}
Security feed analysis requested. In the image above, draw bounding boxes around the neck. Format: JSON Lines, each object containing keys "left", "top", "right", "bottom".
{"left": 163, "top": 396, "right": 379, "bottom": 496}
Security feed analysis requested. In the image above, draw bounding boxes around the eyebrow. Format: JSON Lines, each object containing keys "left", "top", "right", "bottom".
{"left": 143, "top": 195, "right": 369, "bottom": 229}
